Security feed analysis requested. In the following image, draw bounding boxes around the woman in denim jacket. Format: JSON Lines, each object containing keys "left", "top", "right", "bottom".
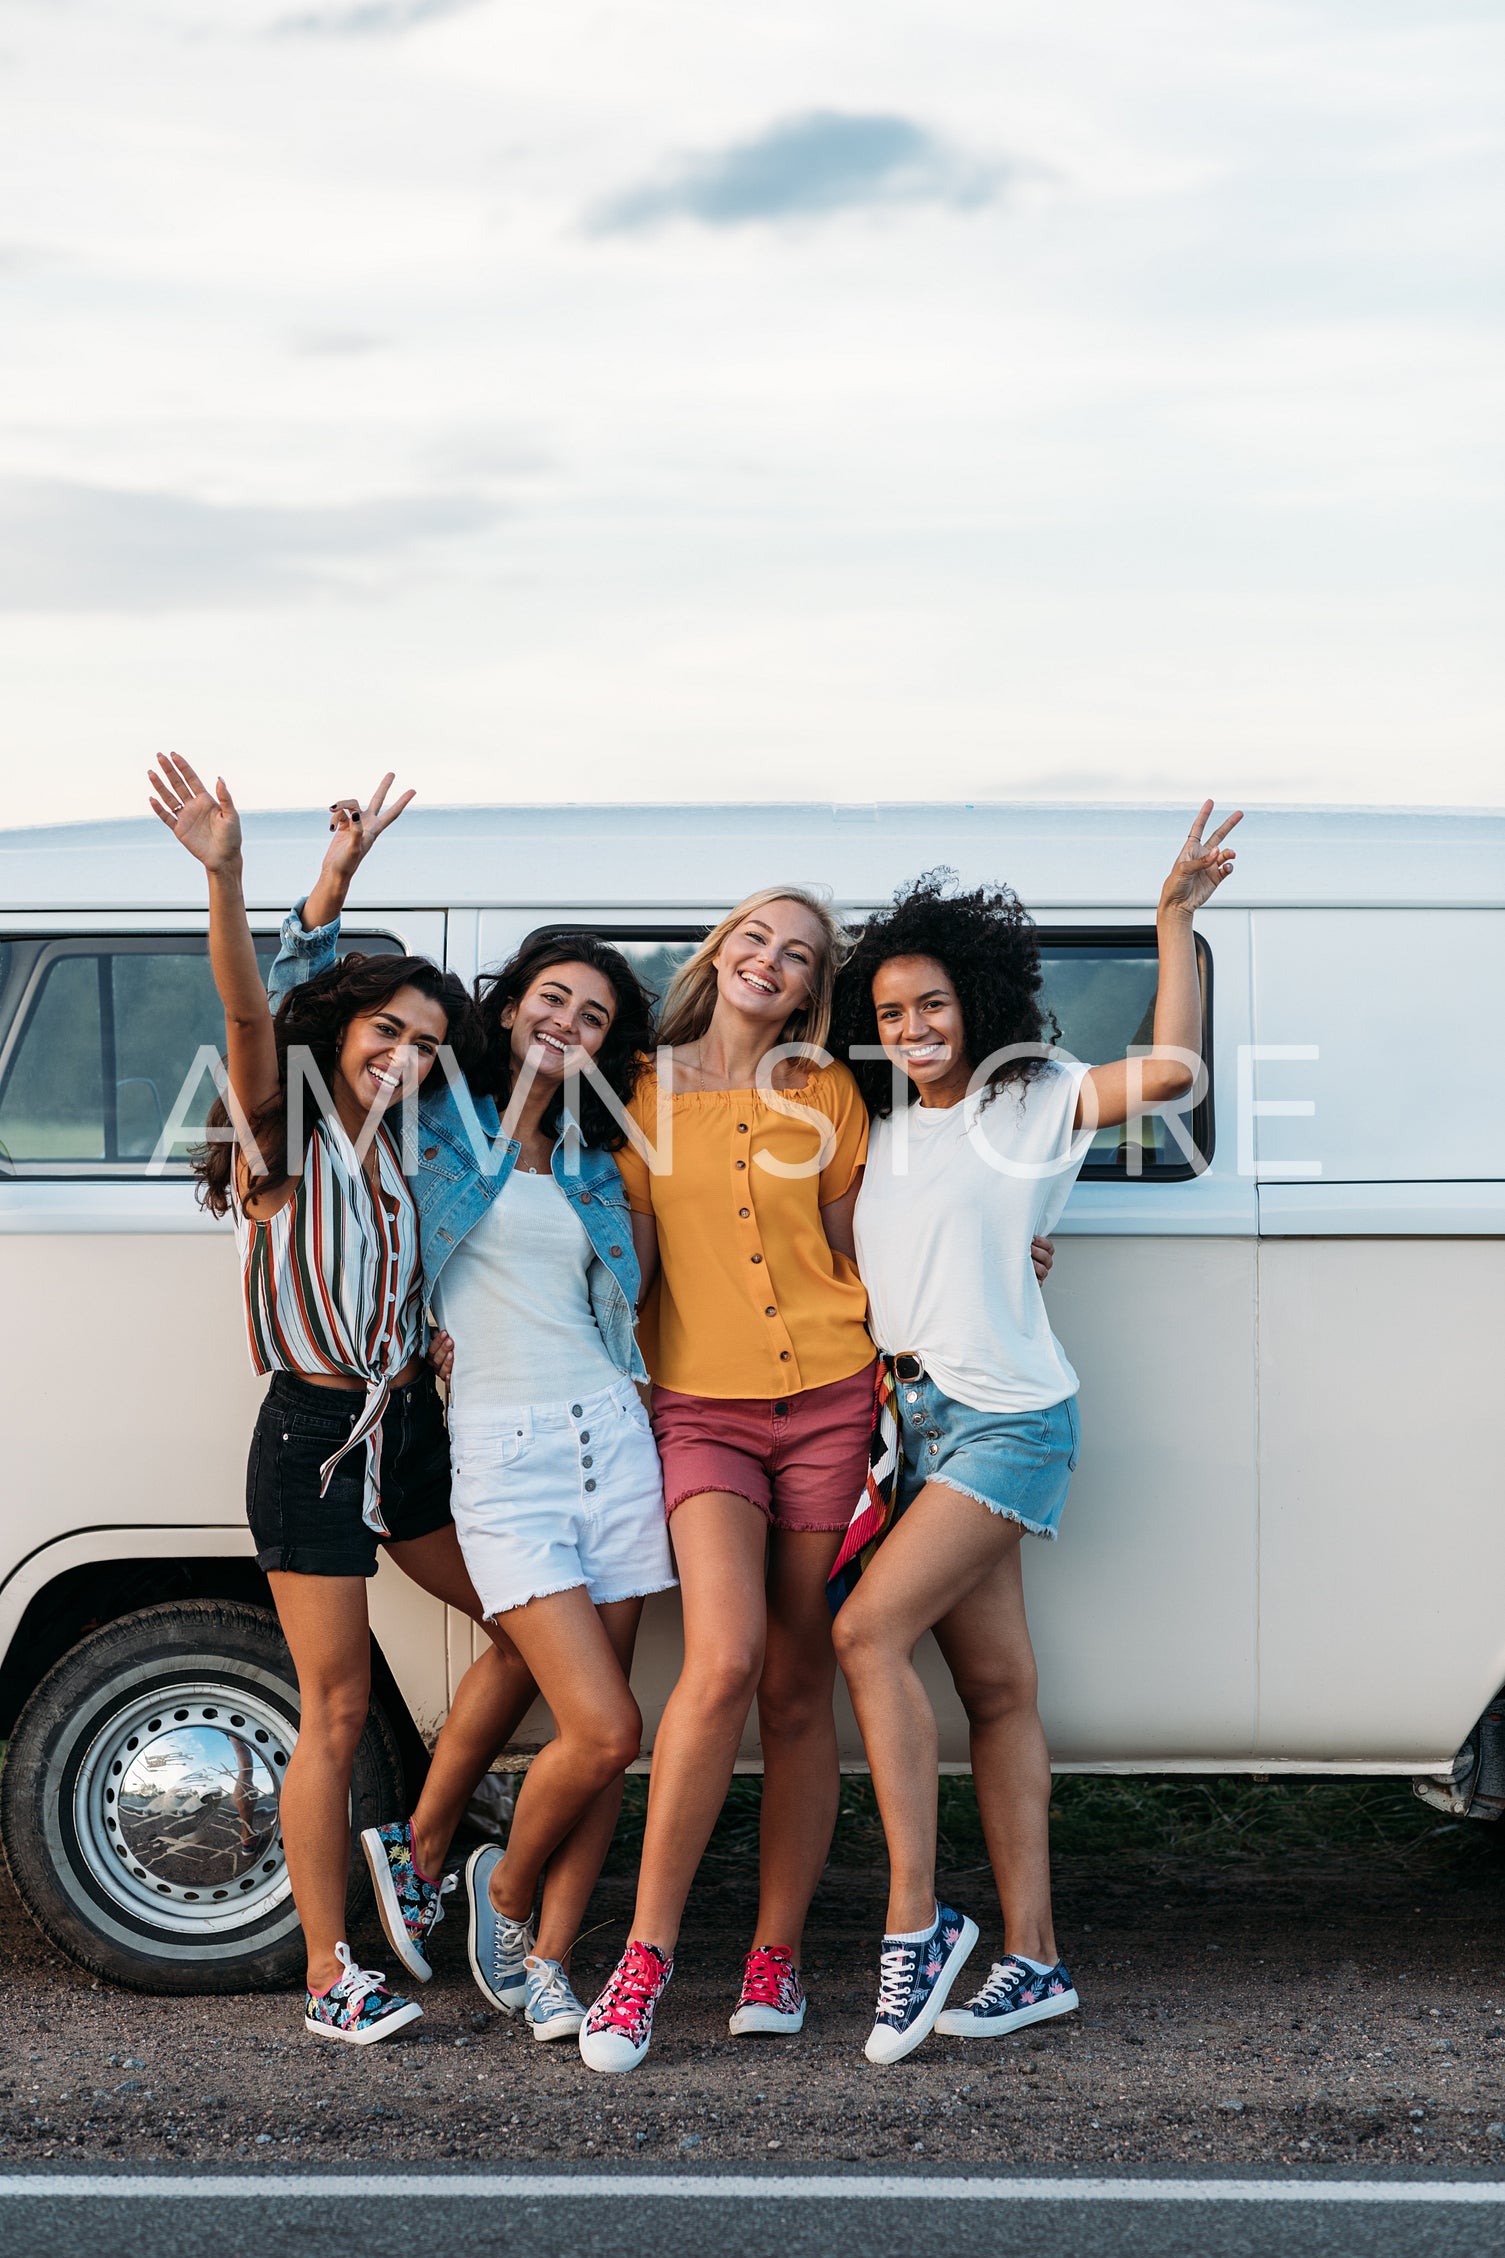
{"left": 271, "top": 780, "right": 674, "bottom": 2042}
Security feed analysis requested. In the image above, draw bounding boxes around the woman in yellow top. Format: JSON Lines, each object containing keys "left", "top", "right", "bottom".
{"left": 577, "top": 886, "right": 875, "bottom": 2073}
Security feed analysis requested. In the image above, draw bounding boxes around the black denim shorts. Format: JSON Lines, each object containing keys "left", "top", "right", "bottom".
{"left": 247, "top": 1369, "right": 453, "bottom": 1578}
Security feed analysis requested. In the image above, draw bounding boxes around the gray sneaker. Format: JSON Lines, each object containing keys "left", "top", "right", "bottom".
{"left": 464, "top": 1843, "right": 534, "bottom": 2013}
{"left": 524, "top": 1955, "right": 587, "bottom": 2041}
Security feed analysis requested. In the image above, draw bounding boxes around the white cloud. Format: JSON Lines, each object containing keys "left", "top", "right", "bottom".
{"left": 271, "top": 0, "right": 485, "bottom": 37}
{"left": 0, "top": 477, "right": 500, "bottom": 610}
{"left": 0, "top": 0, "right": 1500, "bottom": 819}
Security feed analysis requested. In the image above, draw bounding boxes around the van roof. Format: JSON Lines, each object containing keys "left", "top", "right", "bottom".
{"left": 1, "top": 802, "right": 1502, "bottom": 914}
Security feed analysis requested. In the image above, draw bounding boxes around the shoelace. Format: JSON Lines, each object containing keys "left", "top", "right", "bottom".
{"left": 528, "top": 1961, "right": 577, "bottom": 2018}
{"left": 328, "top": 1941, "right": 388, "bottom": 2016}
{"left": 428, "top": 1871, "right": 458, "bottom": 1933}
{"left": 741, "top": 1949, "right": 794, "bottom": 2009}
{"left": 595, "top": 1944, "right": 666, "bottom": 2037}
{"left": 875, "top": 1942, "right": 919, "bottom": 2020}
{"left": 970, "top": 1957, "right": 1031, "bottom": 2007}
{"left": 492, "top": 1913, "right": 533, "bottom": 1974}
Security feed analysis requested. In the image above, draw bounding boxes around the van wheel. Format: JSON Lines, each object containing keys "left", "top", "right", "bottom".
{"left": 0, "top": 1598, "right": 405, "bottom": 1995}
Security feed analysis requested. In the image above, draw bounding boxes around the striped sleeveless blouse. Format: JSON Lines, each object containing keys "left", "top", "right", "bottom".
{"left": 234, "top": 1119, "right": 424, "bottom": 1537}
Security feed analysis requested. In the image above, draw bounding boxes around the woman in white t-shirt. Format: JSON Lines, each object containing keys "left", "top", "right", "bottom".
{"left": 830, "top": 803, "right": 1242, "bottom": 2065}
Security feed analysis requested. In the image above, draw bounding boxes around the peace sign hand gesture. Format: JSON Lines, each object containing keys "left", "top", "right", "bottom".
{"left": 319, "top": 773, "right": 415, "bottom": 889}
{"left": 147, "top": 753, "right": 243, "bottom": 874}
{"left": 1159, "top": 800, "right": 1243, "bottom": 917}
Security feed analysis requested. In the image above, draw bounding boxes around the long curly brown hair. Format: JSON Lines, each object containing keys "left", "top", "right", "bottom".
{"left": 194, "top": 952, "right": 482, "bottom": 1215}
{"left": 832, "top": 869, "right": 1058, "bottom": 1117}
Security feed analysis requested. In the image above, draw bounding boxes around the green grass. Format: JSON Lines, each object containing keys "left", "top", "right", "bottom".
{"left": 604, "top": 1772, "right": 1501, "bottom": 1882}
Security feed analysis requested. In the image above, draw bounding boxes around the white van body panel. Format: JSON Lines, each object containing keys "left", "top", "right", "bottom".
{"left": 1255, "top": 1238, "right": 1505, "bottom": 1763}
{"left": 1, "top": 805, "right": 1501, "bottom": 1781}
{"left": 0, "top": 1525, "right": 255, "bottom": 1674}
{"left": 1250, "top": 909, "right": 1505, "bottom": 1184}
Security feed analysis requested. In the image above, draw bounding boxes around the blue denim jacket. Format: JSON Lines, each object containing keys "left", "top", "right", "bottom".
{"left": 267, "top": 903, "right": 647, "bottom": 1384}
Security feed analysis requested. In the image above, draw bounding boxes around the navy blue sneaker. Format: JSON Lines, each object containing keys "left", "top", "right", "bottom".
{"left": 937, "top": 1953, "right": 1079, "bottom": 2038}
{"left": 864, "top": 1902, "right": 979, "bottom": 2065}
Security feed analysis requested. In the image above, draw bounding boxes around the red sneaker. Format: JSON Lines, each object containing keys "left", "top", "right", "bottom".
{"left": 728, "top": 1943, "right": 807, "bottom": 2036}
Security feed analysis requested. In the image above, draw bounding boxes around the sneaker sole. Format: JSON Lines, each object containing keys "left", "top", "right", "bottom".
{"left": 864, "top": 1915, "right": 980, "bottom": 2067}
{"left": 530, "top": 2013, "right": 587, "bottom": 2042}
{"left": 359, "top": 1827, "right": 433, "bottom": 1985}
{"left": 936, "top": 1986, "right": 1080, "bottom": 2039}
{"left": 304, "top": 1998, "right": 424, "bottom": 2047}
{"left": 464, "top": 1844, "right": 528, "bottom": 2015}
{"left": 728, "top": 2001, "right": 806, "bottom": 2036}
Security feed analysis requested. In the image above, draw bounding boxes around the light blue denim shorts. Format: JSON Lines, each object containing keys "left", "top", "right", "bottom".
{"left": 892, "top": 1363, "right": 1080, "bottom": 1541}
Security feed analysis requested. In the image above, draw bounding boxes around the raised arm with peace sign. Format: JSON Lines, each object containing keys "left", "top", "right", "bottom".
{"left": 300, "top": 773, "right": 417, "bottom": 932}
{"left": 1074, "top": 799, "right": 1244, "bottom": 1134}
{"left": 1158, "top": 798, "right": 1243, "bottom": 917}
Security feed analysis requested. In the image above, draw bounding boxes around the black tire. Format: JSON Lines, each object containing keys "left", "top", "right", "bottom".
{"left": 0, "top": 1598, "right": 405, "bottom": 1994}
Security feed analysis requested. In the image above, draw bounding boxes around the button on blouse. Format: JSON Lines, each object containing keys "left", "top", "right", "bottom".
{"left": 615, "top": 1059, "right": 871, "bottom": 1400}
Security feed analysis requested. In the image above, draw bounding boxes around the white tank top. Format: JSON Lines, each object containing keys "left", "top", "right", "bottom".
{"left": 430, "top": 1170, "right": 619, "bottom": 1412}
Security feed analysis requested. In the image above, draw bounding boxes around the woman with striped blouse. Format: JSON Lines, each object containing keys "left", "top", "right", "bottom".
{"left": 149, "top": 754, "right": 532, "bottom": 2046}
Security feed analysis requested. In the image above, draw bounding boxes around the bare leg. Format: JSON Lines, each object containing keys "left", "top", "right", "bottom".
{"left": 628, "top": 1493, "right": 769, "bottom": 1956}
{"left": 478, "top": 1586, "right": 642, "bottom": 1926}
{"left": 384, "top": 1524, "right": 539, "bottom": 1877}
{"left": 532, "top": 1596, "right": 645, "bottom": 1967}
{"left": 832, "top": 1483, "right": 1028, "bottom": 1934}
{"left": 751, "top": 1526, "right": 844, "bottom": 1962}
{"left": 934, "top": 1547, "right": 1057, "bottom": 1965}
{"left": 266, "top": 1571, "right": 373, "bottom": 1993}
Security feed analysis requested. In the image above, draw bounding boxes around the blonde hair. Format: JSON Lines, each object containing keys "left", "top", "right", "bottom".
{"left": 657, "top": 885, "right": 852, "bottom": 1060}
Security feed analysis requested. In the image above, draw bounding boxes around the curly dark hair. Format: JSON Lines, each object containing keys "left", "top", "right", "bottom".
{"left": 832, "top": 868, "right": 1058, "bottom": 1118}
{"left": 194, "top": 952, "right": 482, "bottom": 1216}
{"left": 473, "top": 932, "right": 654, "bottom": 1152}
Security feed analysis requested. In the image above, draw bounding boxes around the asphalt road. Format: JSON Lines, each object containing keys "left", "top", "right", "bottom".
{"left": 4, "top": 2172, "right": 1505, "bottom": 2258}
{"left": 7, "top": 1774, "right": 1505, "bottom": 2213}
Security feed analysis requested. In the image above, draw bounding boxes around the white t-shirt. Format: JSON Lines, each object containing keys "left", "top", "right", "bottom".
{"left": 854, "top": 1062, "right": 1093, "bottom": 1415}
{"left": 431, "top": 1171, "right": 619, "bottom": 1411}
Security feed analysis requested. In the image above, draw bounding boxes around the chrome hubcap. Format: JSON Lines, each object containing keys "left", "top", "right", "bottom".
{"left": 75, "top": 1680, "right": 296, "bottom": 1932}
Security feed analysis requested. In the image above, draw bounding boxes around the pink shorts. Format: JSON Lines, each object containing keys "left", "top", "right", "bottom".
{"left": 652, "top": 1361, "right": 878, "bottom": 1534}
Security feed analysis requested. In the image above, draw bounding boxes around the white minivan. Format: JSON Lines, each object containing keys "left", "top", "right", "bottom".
{"left": 1, "top": 800, "right": 1501, "bottom": 1993}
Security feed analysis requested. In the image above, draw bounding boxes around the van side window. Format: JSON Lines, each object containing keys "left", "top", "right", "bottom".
{"left": 521, "top": 922, "right": 1214, "bottom": 1180}
{"left": 0, "top": 953, "right": 106, "bottom": 1162}
{"left": 1039, "top": 928, "right": 1214, "bottom": 1179}
{"left": 0, "top": 933, "right": 401, "bottom": 1177}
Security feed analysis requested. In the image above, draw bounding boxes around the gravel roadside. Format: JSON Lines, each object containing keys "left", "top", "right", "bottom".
{"left": 4, "top": 1780, "right": 1505, "bottom": 2173}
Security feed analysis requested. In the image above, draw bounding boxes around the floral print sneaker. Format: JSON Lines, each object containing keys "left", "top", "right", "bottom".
{"left": 864, "top": 1902, "right": 979, "bottom": 2066}
{"left": 728, "top": 1945, "right": 807, "bottom": 2036}
{"left": 578, "top": 1940, "right": 673, "bottom": 2074}
{"left": 304, "top": 1942, "right": 423, "bottom": 2047}
{"left": 360, "top": 1820, "right": 456, "bottom": 1984}
{"left": 936, "top": 1953, "right": 1079, "bottom": 2038}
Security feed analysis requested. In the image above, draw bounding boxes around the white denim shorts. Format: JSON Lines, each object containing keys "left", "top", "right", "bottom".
{"left": 447, "top": 1378, "right": 675, "bottom": 1619}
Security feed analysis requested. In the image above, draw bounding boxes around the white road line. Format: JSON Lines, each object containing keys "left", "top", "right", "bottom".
{"left": 1, "top": 2176, "right": 1504, "bottom": 2204}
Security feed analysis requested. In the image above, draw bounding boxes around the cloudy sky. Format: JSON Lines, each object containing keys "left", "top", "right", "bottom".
{"left": 3, "top": 0, "right": 1501, "bottom": 827}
